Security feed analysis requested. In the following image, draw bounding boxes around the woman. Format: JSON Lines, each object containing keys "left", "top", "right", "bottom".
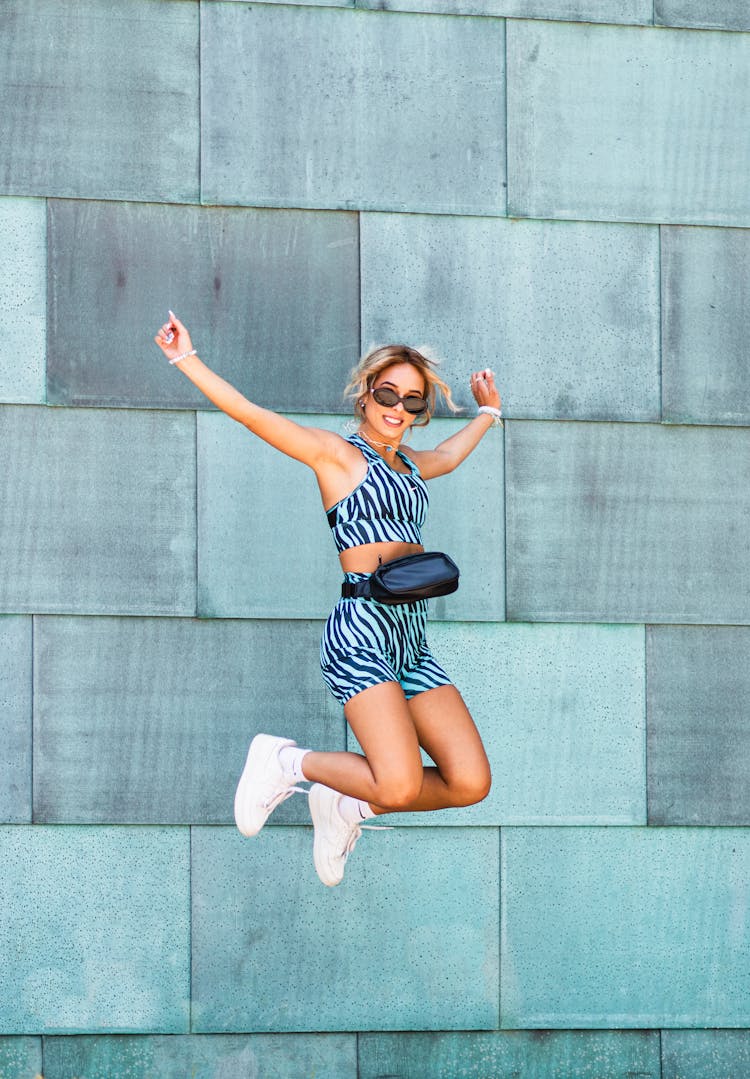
{"left": 155, "top": 312, "right": 501, "bottom": 886}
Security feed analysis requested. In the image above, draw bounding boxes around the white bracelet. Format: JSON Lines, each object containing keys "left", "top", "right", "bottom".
{"left": 478, "top": 405, "right": 503, "bottom": 426}
{"left": 169, "top": 348, "right": 197, "bottom": 365}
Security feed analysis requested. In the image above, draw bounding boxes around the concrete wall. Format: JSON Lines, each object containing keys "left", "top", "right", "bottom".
{"left": 2, "top": 1, "right": 750, "bottom": 1076}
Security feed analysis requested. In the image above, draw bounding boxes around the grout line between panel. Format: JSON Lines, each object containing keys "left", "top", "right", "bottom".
{"left": 503, "top": 20, "right": 509, "bottom": 218}
{"left": 198, "top": 1, "right": 203, "bottom": 205}
{"left": 643, "top": 624, "right": 650, "bottom": 827}
{"left": 30, "top": 616, "right": 35, "bottom": 825}
{"left": 189, "top": 825, "right": 194, "bottom": 1032}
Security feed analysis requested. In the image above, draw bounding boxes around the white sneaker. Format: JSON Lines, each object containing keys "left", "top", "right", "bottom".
{"left": 309, "top": 783, "right": 366, "bottom": 887}
{"left": 234, "top": 733, "right": 304, "bottom": 837}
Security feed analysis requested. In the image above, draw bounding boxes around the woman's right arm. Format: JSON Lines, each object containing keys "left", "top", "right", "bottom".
{"left": 154, "top": 312, "right": 340, "bottom": 468}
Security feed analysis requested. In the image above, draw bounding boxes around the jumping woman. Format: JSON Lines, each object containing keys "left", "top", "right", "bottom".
{"left": 155, "top": 312, "right": 501, "bottom": 886}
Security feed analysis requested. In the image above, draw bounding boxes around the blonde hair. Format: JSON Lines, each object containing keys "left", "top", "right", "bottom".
{"left": 345, "top": 344, "right": 460, "bottom": 428}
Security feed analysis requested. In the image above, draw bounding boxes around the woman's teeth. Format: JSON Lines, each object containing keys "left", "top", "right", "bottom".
{"left": 384, "top": 416, "right": 402, "bottom": 427}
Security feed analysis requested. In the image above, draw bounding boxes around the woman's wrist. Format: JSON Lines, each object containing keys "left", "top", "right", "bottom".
{"left": 477, "top": 404, "right": 503, "bottom": 427}
{"left": 169, "top": 348, "right": 197, "bottom": 366}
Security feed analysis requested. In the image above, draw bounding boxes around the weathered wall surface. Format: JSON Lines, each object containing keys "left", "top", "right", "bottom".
{"left": 2, "top": 2, "right": 750, "bottom": 1076}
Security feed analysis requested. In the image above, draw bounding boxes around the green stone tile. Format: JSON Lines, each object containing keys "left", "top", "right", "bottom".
{"left": 201, "top": 5, "right": 505, "bottom": 214}
{"left": 198, "top": 414, "right": 502, "bottom": 621}
{"left": 662, "top": 1030, "right": 750, "bottom": 1079}
{"left": 349, "top": 621, "right": 646, "bottom": 825}
{"left": 359, "top": 1030, "right": 660, "bottom": 1078}
{"left": 34, "top": 616, "right": 341, "bottom": 825}
{"left": 506, "top": 421, "right": 750, "bottom": 624}
{"left": 507, "top": 21, "right": 750, "bottom": 227}
{"left": 0, "top": 406, "right": 195, "bottom": 616}
{"left": 362, "top": 213, "right": 660, "bottom": 421}
{"left": 44, "top": 1033, "right": 356, "bottom": 1079}
{"left": 0, "top": 0, "right": 198, "bottom": 202}
{"left": 0, "top": 1038, "right": 41, "bottom": 1079}
{"left": 502, "top": 827, "right": 750, "bottom": 1028}
{"left": 0, "top": 199, "right": 45, "bottom": 404}
{"left": 0, "top": 617, "right": 31, "bottom": 824}
{"left": 192, "top": 826, "right": 500, "bottom": 1031}
{"left": 47, "top": 200, "right": 359, "bottom": 412}
{"left": 0, "top": 826, "right": 189, "bottom": 1033}
{"left": 655, "top": 2, "right": 750, "bottom": 30}
{"left": 358, "top": 0, "right": 651, "bottom": 20}
{"left": 662, "top": 226, "right": 750, "bottom": 425}
{"left": 647, "top": 626, "right": 750, "bottom": 825}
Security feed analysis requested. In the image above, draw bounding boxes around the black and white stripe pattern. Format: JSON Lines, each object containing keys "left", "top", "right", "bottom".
{"left": 320, "top": 577, "right": 452, "bottom": 705}
{"left": 327, "top": 434, "right": 428, "bottom": 553}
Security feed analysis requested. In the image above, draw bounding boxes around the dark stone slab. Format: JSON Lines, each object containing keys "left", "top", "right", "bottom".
{"left": 0, "top": 618, "right": 31, "bottom": 823}
{"left": 0, "top": 405, "right": 195, "bottom": 616}
{"left": 359, "top": 1030, "right": 660, "bottom": 1079}
{"left": 34, "top": 616, "right": 342, "bottom": 825}
{"left": 506, "top": 420, "right": 750, "bottom": 624}
{"left": 655, "top": 1, "right": 750, "bottom": 30}
{"left": 662, "top": 226, "right": 750, "bottom": 425}
{"left": 201, "top": 5, "right": 505, "bottom": 214}
{"left": 47, "top": 199, "right": 359, "bottom": 412}
{"left": 0, "top": 0, "right": 198, "bottom": 202}
{"left": 43, "top": 1033, "right": 356, "bottom": 1079}
{"left": 648, "top": 626, "right": 750, "bottom": 825}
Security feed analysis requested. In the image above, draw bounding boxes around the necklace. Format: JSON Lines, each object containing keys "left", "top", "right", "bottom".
{"left": 358, "top": 428, "right": 396, "bottom": 453}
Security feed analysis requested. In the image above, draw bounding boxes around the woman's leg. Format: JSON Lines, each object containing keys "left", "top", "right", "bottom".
{"left": 300, "top": 682, "right": 491, "bottom": 814}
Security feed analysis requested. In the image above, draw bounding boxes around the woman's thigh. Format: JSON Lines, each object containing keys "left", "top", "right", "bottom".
{"left": 407, "top": 684, "right": 491, "bottom": 790}
{"left": 344, "top": 680, "right": 423, "bottom": 792}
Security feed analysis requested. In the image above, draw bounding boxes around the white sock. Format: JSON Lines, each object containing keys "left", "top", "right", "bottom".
{"left": 337, "top": 794, "right": 376, "bottom": 823}
{"left": 278, "top": 745, "right": 311, "bottom": 783}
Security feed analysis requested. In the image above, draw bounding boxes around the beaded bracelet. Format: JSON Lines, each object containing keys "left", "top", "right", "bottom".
{"left": 477, "top": 405, "right": 503, "bottom": 427}
{"left": 169, "top": 348, "right": 197, "bottom": 365}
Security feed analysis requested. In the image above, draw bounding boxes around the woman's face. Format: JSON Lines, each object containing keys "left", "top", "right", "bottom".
{"left": 364, "top": 363, "right": 427, "bottom": 441}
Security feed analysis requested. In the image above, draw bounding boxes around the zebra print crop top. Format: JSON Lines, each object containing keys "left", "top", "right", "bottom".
{"left": 326, "top": 433, "right": 428, "bottom": 554}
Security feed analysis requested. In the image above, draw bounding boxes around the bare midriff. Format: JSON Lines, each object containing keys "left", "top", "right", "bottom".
{"left": 339, "top": 540, "right": 424, "bottom": 575}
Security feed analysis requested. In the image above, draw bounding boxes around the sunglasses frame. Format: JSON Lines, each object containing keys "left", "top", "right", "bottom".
{"left": 370, "top": 385, "right": 428, "bottom": 415}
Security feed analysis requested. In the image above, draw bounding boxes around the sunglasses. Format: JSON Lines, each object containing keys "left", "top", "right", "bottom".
{"left": 370, "top": 386, "right": 428, "bottom": 415}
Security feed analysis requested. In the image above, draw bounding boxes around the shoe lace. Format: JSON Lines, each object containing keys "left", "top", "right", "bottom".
{"left": 341, "top": 822, "right": 390, "bottom": 860}
{"left": 260, "top": 785, "right": 307, "bottom": 811}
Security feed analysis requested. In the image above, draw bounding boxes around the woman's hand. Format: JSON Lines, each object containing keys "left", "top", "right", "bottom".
{"left": 154, "top": 310, "right": 193, "bottom": 363}
{"left": 470, "top": 368, "right": 501, "bottom": 411}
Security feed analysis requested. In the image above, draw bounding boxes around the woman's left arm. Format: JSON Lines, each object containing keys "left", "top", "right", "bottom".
{"left": 405, "top": 369, "right": 502, "bottom": 480}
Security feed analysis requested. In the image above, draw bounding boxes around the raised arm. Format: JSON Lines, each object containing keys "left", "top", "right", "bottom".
{"left": 403, "top": 368, "right": 502, "bottom": 480}
{"left": 154, "top": 312, "right": 341, "bottom": 468}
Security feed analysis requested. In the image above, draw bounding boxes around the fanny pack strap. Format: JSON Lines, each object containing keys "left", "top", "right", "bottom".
{"left": 341, "top": 579, "right": 372, "bottom": 599}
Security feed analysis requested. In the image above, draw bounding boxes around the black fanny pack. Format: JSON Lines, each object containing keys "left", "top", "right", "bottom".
{"left": 341, "top": 551, "right": 460, "bottom": 605}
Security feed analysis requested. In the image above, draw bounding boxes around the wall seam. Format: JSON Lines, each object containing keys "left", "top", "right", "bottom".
{"left": 189, "top": 825, "right": 194, "bottom": 1032}
{"left": 644, "top": 624, "right": 650, "bottom": 827}
{"left": 503, "top": 19, "right": 509, "bottom": 218}
{"left": 30, "top": 615, "right": 35, "bottom": 825}
{"left": 658, "top": 225, "right": 664, "bottom": 422}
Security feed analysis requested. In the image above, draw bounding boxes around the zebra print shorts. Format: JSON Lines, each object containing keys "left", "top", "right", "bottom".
{"left": 320, "top": 573, "right": 453, "bottom": 706}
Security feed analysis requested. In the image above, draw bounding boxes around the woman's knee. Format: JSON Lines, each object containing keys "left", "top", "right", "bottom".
{"left": 449, "top": 765, "right": 492, "bottom": 807}
{"left": 372, "top": 768, "right": 424, "bottom": 811}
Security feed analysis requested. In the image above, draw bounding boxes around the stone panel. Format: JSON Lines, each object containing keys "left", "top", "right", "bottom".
{"left": 358, "top": 0, "right": 651, "bottom": 20}
{"left": 349, "top": 621, "right": 646, "bottom": 825}
{"left": 47, "top": 200, "right": 359, "bottom": 412}
{"left": 0, "top": 406, "right": 195, "bottom": 616}
{"left": 201, "top": 5, "right": 505, "bottom": 215}
{"left": 34, "top": 616, "right": 341, "bottom": 826}
{"left": 198, "top": 414, "right": 503, "bottom": 621}
{"left": 647, "top": 626, "right": 750, "bottom": 826}
{"left": 0, "top": 826, "right": 189, "bottom": 1033}
{"left": 43, "top": 1033, "right": 356, "bottom": 1079}
{"left": 0, "top": 618, "right": 31, "bottom": 824}
{"left": 502, "top": 827, "right": 750, "bottom": 1027}
{"left": 0, "top": 199, "right": 45, "bottom": 404}
{"left": 0, "top": 0, "right": 198, "bottom": 202}
{"left": 507, "top": 20, "right": 750, "bottom": 227}
{"left": 192, "top": 826, "right": 499, "bottom": 1031}
{"left": 359, "top": 1030, "right": 660, "bottom": 1079}
{"left": 662, "top": 226, "right": 750, "bottom": 425}
{"left": 655, "top": 2, "right": 750, "bottom": 30}
{"left": 362, "top": 213, "right": 660, "bottom": 420}
{"left": 506, "top": 421, "right": 750, "bottom": 624}
{"left": 0, "top": 1037, "right": 41, "bottom": 1079}
{"left": 662, "top": 1030, "right": 750, "bottom": 1079}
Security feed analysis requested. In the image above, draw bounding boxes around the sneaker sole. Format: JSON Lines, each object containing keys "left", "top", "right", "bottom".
{"left": 309, "top": 784, "right": 344, "bottom": 887}
{"left": 234, "top": 733, "right": 294, "bottom": 837}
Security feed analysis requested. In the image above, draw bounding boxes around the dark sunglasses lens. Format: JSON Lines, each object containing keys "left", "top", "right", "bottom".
{"left": 372, "top": 387, "right": 427, "bottom": 414}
